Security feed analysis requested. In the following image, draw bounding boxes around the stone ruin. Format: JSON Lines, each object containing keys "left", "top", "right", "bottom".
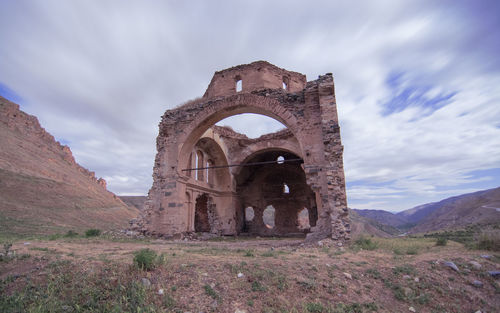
{"left": 131, "top": 61, "right": 350, "bottom": 242}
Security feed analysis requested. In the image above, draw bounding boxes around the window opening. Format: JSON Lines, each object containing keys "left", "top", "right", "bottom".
{"left": 263, "top": 205, "right": 275, "bottom": 229}
{"left": 236, "top": 79, "right": 242, "bottom": 92}
{"left": 283, "top": 183, "right": 290, "bottom": 194}
{"left": 277, "top": 156, "right": 285, "bottom": 164}
{"left": 297, "top": 208, "right": 310, "bottom": 230}
{"left": 196, "top": 151, "right": 204, "bottom": 181}
{"left": 245, "top": 207, "right": 254, "bottom": 222}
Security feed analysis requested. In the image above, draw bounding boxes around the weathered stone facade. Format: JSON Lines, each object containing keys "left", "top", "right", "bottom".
{"left": 134, "top": 61, "right": 350, "bottom": 242}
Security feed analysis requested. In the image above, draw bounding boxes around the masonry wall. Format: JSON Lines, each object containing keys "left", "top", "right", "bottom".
{"left": 132, "top": 61, "right": 350, "bottom": 242}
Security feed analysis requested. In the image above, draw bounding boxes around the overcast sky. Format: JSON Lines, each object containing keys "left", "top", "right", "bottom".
{"left": 1, "top": 0, "right": 499, "bottom": 212}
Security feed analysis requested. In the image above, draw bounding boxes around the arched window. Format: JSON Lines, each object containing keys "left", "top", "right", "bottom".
{"left": 282, "top": 76, "right": 289, "bottom": 90}
{"left": 283, "top": 183, "right": 290, "bottom": 194}
{"left": 277, "top": 155, "right": 285, "bottom": 164}
{"left": 235, "top": 75, "right": 242, "bottom": 92}
{"left": 206, "top": 159, "right": 214, "bottom": 184}
{"left": 196, "top": 150, "right": 204, "bottom": 181}
{"left": 263, "top": 205, "right": 275, "bottom": 229}
{"left": 245, "top": 207, "right": 254, "bottom": 222}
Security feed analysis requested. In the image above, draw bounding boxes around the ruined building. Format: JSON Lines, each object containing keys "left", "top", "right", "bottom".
{"left": 133, "top": 61, "right": 350, "bottom": 242}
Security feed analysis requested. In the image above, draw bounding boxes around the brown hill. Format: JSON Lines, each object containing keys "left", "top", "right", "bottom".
{"left": 119, "top": 196, "right": 147, "bottom": 211}
{"left": 409, "top": 187, "right": 500, "bottom": 234}
{"left": 354, "top": 209, "right": 408, "bottom": 227}
{"left": 348, "top": 209, "right": 397, "bottom": 238}
{"left": 0, "top": 96, "right": 138, "bottom": 236}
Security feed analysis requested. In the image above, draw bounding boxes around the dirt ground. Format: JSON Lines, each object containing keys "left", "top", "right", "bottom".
{"left": 1, "top": 236, "right": 499, "bottom": 313}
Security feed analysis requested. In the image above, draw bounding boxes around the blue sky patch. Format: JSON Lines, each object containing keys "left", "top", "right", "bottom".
{"left": 0, "top": 82, "right": 22, "bottom": 103}
{"left": 382, "top": 72, "right": 456, "bottom": 117}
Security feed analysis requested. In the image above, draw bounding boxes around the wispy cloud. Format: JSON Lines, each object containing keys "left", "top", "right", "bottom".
{"left": 0, "top": 0, "right": 499, "bottom": 211}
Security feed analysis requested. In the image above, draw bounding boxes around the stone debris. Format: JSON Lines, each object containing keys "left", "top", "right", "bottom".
{"left": 158, "top": 288, "right": 164, "bottom": 295}
{"left": 469, "top": 261, "right": 481, "bottom": 270}
{"left": 443, "top": 261, "right": 459, "bottom": 272}
{"left": 409, "top": 306, "right": 416, "bottom": 312}
{"left": 141, "top": 278, "right": 151, "bottom": 288}
{"left": 343, "top": 272, "right": 352, "bottom": 279}
{"left": 487, "top": 270, "right": 500, "bottom": 277}
{"left": 471, "top": 280, "right": 483, "bottom": 288}
{"left": 237, "top": 272, "right": 244, "bottom": 278}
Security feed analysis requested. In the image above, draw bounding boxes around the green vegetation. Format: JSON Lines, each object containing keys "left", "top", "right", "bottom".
{"left": 64, "top": 230, "right": 79, "bottom": 238}
{"left": 435, "top": 237, "right": 448, "bottom": 246}
{"left": 475, "top": 230, "right": 500, "bottom": 251}
{"left": 133, "top": 248, "right": 165, "bottom": 271}
{"left": 352, "top": 236, "right": 378, "bottom": 250}
{"left": 0, "top": 262, "right": 160, "bottom": 312}
{"left": 203, "top": 284, "right": 220, "bottom": 300}
{"left": 85, "top": 228, "right": 101, "bottom": 237}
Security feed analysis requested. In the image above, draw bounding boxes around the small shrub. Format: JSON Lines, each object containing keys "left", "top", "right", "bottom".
{"left": 203, "top": 284, "right": 219, "bottom": 300}
{"left": 435, "top": 237, "right": 448, "bottom": 246}
{"left": 251, "top": 281, "right": 267, "bottom": 292}
{"left": 406, "top": 246, "right": 419, "bottom": 255}
{"left": 65, "top": 230, "right": 79, "bottom": 238}
{"left": 393, "top": 248, "right": 403, "bottom": 255}
{"left": 353, "top": 236, "right": 378, "bottom": 251}
{"left": 244, "top": 249, "right": 255, "bottom": 257}
{"left": 305, "top": 302, "right": 325, "bottom": 313}
{"left": 365, "top": 268, "right": 381, "bottom": 279}
{"left": 133, "top": 248, "right": 158, "bottom": 271}
{"left": 475, "top": 230, "right": 500, "bottom": 251}
{"left": 85, "top": 229, "right": 101, "bottom": 237}
{"left": 393, "top": 264, "right": 416, "bottom": 275}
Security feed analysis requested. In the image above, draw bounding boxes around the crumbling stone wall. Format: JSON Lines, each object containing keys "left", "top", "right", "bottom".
{"left": 133, "top": 61, "right": 350, "bottom": 242}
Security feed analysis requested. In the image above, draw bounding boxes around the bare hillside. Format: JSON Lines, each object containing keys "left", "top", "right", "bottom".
{"left": 409, "top": 187, "right": 500, "bottom": 234}
{"left": 119, "top": 196, "right": 147, "bottom": 211}
{"left": 0, "top": 96, "right": 139, "bottom": 235}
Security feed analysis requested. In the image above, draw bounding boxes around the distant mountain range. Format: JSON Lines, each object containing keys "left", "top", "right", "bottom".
{"left": 354, "top": 187, "right": 500, "bottom": 235}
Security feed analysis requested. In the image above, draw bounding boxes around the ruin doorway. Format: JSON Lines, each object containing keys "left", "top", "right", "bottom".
{"left": 194, "top": 194, "right": 210, "bottom": 232}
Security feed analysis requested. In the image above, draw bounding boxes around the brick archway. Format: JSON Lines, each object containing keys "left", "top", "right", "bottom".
{"left": 135, "top": 61, "right": 350, "bottom": 242}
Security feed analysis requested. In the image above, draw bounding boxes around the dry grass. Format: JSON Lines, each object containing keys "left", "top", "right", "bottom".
{"left": 1, "top": 236, "right": 499, "bottom": 312}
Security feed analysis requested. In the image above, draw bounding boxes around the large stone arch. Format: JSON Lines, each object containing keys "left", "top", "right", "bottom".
{"left": 175, "top": 93, "right": 305, "bottom": 174}
{"left": 134, "top": 61, "right": 350, "bottom": 242}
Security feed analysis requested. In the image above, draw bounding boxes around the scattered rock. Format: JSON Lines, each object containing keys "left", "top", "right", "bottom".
{"left": 443, "top": 261, "right": 459, "bottom": 272}
{"left": 158, "top": 288, "right": 164, "bottom": 295}
{"left": 23, "top": 242, "right": 31, "bottom": 245}
{"left": 471, "top": 280, "right": 483, "bottom": 288}
{"left": 480, "top": 255, "right": 491, "bottom": 259}
{"left": 141, "top": 278, "right": 151, "bottom": 288}
{"left": 414, "top": 277, "right": 420, "bottom": 283}
{"left": 487, "top": 270, "right": 500, "bottom": 277}
{"left": 234, "top": 309, "right": 247, "bottom": 313}
{"left": 474, "top": 310, "right": 482, "bottom": 313}
{"left": 409, "top": 306, "right": 416, "bottom": 312}
{"left": 469, "top": 261, "right": 481, "bottom": 270}
{"left": 237, "top": 272, "right": 244, "bottom": 278}
{"left": 402, "top": 275, "right": 411, "bottom": 280}
{"left": 210, "top": 300, "right": 218, "bottom": 309}
{"left": 61, "top": 305, "right": 74, "bottom": 312}
{"left": 403, "top": 287, "right": 413, "bottom": 297}
{"left": 343, "top": 272, "right": 352, "bottom": 279}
